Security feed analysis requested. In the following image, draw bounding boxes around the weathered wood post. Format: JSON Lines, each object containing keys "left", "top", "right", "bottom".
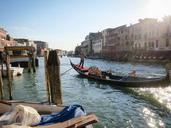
{"left": 47, "top": 50, "right": 62, "bottom": 105}
{"left": 6, "top": 54, "right": 12, "bottom": 100}
{"left": 32, "top": 53, "right": 36, "bottom": 73}
{"left": 1, "top": 64, "right": 4, "bottom": 77}
{"left": 44, "top": 50, "right": 51, "bottom": 103}
{"left": 0, "top": 55, "right": 4, "bottom": 77}
{"left": 165, "top": 63, "right": 171, "bottom": 82}
{"left": 0, "top": 70, "right": 4, "bottom": 99}
{"left": 28, "top": 53, "right": 32, "bottom": 73}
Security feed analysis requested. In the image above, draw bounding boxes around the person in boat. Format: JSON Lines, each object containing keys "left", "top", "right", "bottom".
{"left": 88, "top": 66, "right": 102, "bottom": 78}
{"left": 107, "top": 68, "right": 112, "bottom": 75}
{"left": 79, "top": 52, "right": 85, "bottom": 68}
{"left": 128, "top": 70, "right": 136, "bottom": 77}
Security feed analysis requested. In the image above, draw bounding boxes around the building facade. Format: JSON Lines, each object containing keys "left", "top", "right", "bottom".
{"left": 0, "top": 28, "right": 16, "bottom": 51}
{"left": 76, "top": 16, "right": 171, "bottom": 60}
{"left": 34, "top": 41, "right": 48, "bottom": 56}
{"left": 129, "top": 18, "right": 171, "bottom": 59}
{"left": 101, "top": 25, "right": 128, "bottom": 60}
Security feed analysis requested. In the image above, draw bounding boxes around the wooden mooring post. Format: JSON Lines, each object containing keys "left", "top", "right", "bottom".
{"left": 0, "top": 70, "right": 4, "bottom": 99}
{"left": 28, "top": 53, "right": 32, "bottom": 73}
{"left": 32, "top": 53, "right": 36, "bottom": 73}
{"left": 6, "top": 54, "right": 12, "bottom": 100}
{"left": 165, "top": 63, "right": 171, "bottom": 82}
{"left": 28, "top": 53, "right": 36, "bottom": 73}
{"left": 44, "top": 50, "right": 51, "bottom": 104}
{"left": 47, "top": 50, "right": 62, "bottom": 105}
{"left": 1, "top": 63, "right": 4, "bottom": 77}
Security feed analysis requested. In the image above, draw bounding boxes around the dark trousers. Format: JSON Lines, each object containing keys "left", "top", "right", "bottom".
{"left": 79, "top": 59, "right": 84, "bottom": 67}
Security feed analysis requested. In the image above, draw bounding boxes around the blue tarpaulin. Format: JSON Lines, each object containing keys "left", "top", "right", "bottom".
{"left": 36, "top": 104, "right": 85, "bottom": 126}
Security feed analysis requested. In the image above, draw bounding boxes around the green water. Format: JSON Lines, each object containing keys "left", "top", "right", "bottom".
{"left": 3, "top": 57, "right": 171, "bottom": 128}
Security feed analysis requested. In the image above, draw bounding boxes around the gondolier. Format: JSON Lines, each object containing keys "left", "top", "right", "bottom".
{"left": 79, "top": 52, "right": 85, "bottom": 68}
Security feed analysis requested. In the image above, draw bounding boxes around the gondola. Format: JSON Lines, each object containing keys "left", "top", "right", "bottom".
{"left": 0, "top": 100, "right": 98, "bottom": 128}
{"left": 70, "top": 61, "right": 169, "bottom": 87}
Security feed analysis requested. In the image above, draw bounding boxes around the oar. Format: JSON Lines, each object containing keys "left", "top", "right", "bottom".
{"left": 61, "top": 67, "right": 72, "bottom": 76}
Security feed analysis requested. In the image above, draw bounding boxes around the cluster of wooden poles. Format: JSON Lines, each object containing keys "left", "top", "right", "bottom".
{"left": 0, "top": 54, "right": 13, "bottom": 100}
{"left": 44, "top": 50, "right": 62, "bottom": 105}
{"left": 0, "top": 50, "right": 62, "bottom": 105}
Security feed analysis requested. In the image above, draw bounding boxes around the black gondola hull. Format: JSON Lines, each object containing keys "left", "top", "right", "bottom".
{"left": 70, "top": 61, "right": 169, "bottom": 87}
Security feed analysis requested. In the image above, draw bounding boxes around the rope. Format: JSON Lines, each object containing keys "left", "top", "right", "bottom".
{"left": 61, "top": 67, "right": 72, "bottom": 76}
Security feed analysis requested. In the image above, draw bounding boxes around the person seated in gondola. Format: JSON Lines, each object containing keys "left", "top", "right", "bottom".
{"left": 107, "top": 68, "right": 112, "bottom": 75}
{"left": 106, "top": 68, "right": 113, "bottom": 78}
{"left": 128, "top": 70, "right": 136, "bottom": 77}
{"left": 88, "top": 66, "right": 102, "bottom": 78}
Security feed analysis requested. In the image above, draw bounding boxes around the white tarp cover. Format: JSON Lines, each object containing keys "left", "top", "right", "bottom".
{"left": 0, "top": 105, "right": 41, "bottom": 127}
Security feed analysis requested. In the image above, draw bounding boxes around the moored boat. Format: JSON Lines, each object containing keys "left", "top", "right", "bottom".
{"left": 0, "top": 65, "right": 24, "bottom": 77}
{"left": 0, "top": 100, "right": 98, "bottom": 128}
{"left": 70, "top": 61, "right": 169, "bottom": 87}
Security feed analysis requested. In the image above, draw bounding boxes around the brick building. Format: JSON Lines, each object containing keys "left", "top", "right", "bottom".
{"left": 0, "top": 27, "right": 16, "bottom": 51}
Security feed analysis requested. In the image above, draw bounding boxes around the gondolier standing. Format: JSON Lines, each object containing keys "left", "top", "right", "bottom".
{"left": 79, "top": 52, "right": 85, "bottom": 68}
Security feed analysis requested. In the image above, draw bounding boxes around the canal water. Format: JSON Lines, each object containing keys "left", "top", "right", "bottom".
{"left": 3, "top": 57, "right": 171, "bottom": 128}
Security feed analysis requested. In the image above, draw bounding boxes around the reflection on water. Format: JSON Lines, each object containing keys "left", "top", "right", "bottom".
{"left": 137, "top": 87, "right": 171, "bottom": 111}
{"left": 3, "top": 57, "right": 171, "bottom": 128}
{"left": 142, "top": 107, "right": 165, "bottom": 128}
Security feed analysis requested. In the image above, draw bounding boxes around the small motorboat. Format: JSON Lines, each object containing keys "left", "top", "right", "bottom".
{"left": 70, "top": 61, "right": 169, "bottom": 87}
{"left": 0, "top": 64, "right": 24, "bottom": 77}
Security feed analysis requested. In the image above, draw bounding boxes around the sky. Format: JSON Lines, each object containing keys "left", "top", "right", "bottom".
{"left": 0, "top": 0, "right": 171, "bottom": 51}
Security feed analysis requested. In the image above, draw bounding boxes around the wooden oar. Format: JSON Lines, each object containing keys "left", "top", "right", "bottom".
{"left": 61, "top": 68, "right": 72, "bottom": 76}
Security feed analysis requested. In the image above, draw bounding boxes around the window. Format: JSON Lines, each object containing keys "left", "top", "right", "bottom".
{"left": 134, "top": 44, "right": 136, "bottom": 49}
{"left": 144, "top": 42, "right": 147, "bottom": 49}
{"left": 166, "top": 39, "right": 169, "bottom": 47}
{"left": 139, "top": 34, "right": 141, "bottom": 39}
{"left": 156, "top": 40, "right": 158, "bottom": 48}
{"left": 138, "top": 43, "right": 141, "bottom": 48}
{"left": 152, "top": 42, "right": 154, "bottom": 48}
{"left": 125, "top": 35, "right": 128, "bottom": 39}
{"left": 148, "top": 42, "right": 151, "bottom": 47}
{"left": 144, "top": 34, "right": 147, "bottom": 40}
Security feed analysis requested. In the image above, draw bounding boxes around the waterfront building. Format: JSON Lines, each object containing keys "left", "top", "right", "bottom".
{"left": 129, "top": 18, "right": 171, "bottom": 59}
{"left": 14, "top": 38, "right": 37, "bottom": 55}
{"left": 0, "top": 27, "right": 16, "bottom": 51}
{"left": 162, "top": 16, "right": 171, "bottom": 53}
{"left": 75, "top": 45, "right": 81, "bottom": 56}
{"left": 77, "top": 16, "right": 171, "bottom": 60}
{"left": 101, "top": 28, "right": 116, "bottom": 59}
{"left": 14, "top": 38, "right": 28, "bottom": 46}
{"left": 79, "top": 32, "right": 103, "bottom": 57}
{"left": 67, "top": 50, "right": 75, "bottom": 57}
{"left": 91, "top": 32, "right": 103, "bottom": 57}
{"left": 34, "top": 41, "right": 48, "bottom": 56}
{"left": 15, "top": 39, "right": 49, "bottom": 56}
{"left": 101, "top": 25, "right": 128, "bottom": 60}
{"left": 80, "top": 40, "right": 88, "bottom": 55}
{"left": 87, "top": 32, "right": 101, "bottom": 56}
